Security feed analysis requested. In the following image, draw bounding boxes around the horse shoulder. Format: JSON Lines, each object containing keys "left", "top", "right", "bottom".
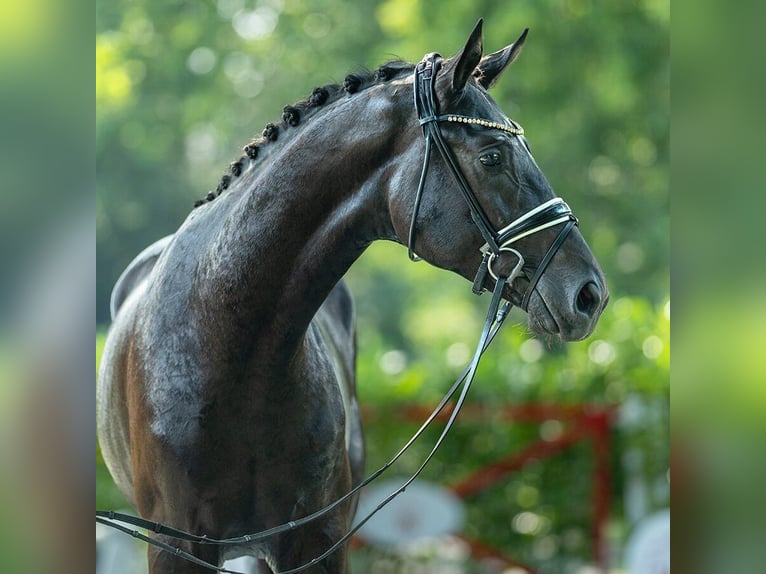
{"left": 109, "top": 235, "right": 174, "bottom": 319}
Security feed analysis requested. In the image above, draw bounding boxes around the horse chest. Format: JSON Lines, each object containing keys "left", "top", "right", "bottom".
{"left": 150, "top": 345, "right": 347, "bottom": 491}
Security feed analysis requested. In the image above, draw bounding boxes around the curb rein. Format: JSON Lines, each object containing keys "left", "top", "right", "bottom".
{"left": 97, "top": 53, "right": 579, "bottom": 574}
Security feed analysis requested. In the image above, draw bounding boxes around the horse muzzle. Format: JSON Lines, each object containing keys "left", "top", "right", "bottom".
{"left": 527, "top": 273, "right": 609, "bottom": 341}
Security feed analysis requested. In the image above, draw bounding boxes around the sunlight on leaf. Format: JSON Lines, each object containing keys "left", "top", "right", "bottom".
{"left": 96, "top": 35, "right": 134, "bottom": 111}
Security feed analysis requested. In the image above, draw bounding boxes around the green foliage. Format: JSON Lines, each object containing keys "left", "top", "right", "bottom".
{"left": 97, "top": 1, "right": 668, "bottom": 570}
{"left": 350, "top": 255, "right": 669, "bottom": 568}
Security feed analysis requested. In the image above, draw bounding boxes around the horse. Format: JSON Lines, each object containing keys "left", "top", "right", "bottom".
{"left": 97, "top": 20, "right": 608, "bottom": 574}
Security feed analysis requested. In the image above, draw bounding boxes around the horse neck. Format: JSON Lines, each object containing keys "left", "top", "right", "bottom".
{"left": 196, "top": 87, "right": 413, "bottom": 355}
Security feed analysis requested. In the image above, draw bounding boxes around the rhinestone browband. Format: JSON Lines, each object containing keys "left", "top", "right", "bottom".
{"left": 443, "top": 114, "right": 524, "bottom": 136}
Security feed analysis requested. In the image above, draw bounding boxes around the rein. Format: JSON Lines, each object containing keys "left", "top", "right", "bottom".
{"left": 97, "top": 53, "right": 579, "bottom": 574}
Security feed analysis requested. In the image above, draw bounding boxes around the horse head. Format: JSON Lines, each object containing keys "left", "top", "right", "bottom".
{"left": 388, "top": 20, "right": 608, "bottom": 341}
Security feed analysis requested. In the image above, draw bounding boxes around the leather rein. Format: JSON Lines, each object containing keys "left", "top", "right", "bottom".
{"left": 96, "top": 53, "right": 579, "bottom": 574}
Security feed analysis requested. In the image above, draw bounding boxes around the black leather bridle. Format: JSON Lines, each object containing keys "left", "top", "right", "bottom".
{"left": 408, "top": 52, "right": 578, "bottom": 310}
{"left": 96, "top": 53, "right": 580, "bottom": 574}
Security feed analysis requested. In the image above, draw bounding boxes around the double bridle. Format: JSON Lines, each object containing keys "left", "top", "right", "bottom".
{"left": 97, "top": 54, "right": 580, "bottom": 574}
{"left": 409, "top": 52, "right": 577, "bottom": 309}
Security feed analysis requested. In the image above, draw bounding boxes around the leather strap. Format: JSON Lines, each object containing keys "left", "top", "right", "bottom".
{"left": 521, "top": 218, "right": 576, "bottom": 310}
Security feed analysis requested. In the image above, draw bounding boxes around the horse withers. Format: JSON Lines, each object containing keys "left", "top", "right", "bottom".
{"left": 98, "top": 20, "right": 607, "bottom": 574}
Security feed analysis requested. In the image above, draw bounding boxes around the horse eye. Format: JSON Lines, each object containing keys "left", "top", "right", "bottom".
{"left": 480, "top": 152, "right": 501, "bottom": 167}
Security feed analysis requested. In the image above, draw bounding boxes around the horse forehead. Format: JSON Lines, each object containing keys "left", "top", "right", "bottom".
{"left": 463, "top": 84, "right": 506, "bottom": 120}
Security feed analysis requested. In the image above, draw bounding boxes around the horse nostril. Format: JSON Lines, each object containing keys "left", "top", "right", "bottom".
{"left": 576, "top": 281, "right": 602, "bottom": 317}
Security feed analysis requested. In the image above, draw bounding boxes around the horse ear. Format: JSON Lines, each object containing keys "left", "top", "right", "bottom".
{"left": 443, "top": 19, "right": 484, "bottom": 95}
{"left": 475, "top": 28, "right": 529, "bottom": 90}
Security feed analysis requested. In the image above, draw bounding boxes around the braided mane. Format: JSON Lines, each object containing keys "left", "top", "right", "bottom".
{"left": 193, "top": 60, "right": 414, "bottom": 208}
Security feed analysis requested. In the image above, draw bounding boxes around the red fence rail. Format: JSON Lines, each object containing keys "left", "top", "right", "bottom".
{"left": 359, "top": 403, "right": 616, "bottom": 572}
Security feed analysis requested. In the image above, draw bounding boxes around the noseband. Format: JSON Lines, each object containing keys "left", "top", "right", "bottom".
{"left": 408, "top": 53, "right": 577, "bottom": 309}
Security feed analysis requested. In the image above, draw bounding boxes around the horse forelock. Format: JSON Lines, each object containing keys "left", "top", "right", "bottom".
{"left": 193, "top": 60, "right": 416, "bottom": 209}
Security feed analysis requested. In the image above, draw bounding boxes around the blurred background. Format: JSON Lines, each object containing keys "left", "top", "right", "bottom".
{"left": 94, "top": 1, "right": 669, "bottom": 573}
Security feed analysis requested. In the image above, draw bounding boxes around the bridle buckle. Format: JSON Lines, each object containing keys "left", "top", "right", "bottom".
{"left": 487, "top": 247, "right": 525, "bottom": 284}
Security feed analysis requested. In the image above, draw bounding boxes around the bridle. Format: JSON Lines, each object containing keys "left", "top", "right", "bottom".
{"left": 408, "top": 52, "right": 577, "bottom": 310}
{"left": 97, "top": 53, "right": 579, "bottom": 574}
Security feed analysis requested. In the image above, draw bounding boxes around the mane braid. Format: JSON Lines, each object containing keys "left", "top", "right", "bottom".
{"left": 192, "top": 60, "right": 414, "bottom": 208}
{"left": 308, "top": 87, "right": 329, "bottom": 107}
{"left": 282, "top": 106, "right": 301, "bottom": 127}
{"left": 262, "top": 123, "right": 279, "bottom": 141}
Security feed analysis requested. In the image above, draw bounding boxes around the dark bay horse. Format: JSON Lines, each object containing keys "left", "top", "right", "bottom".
{"left": 98, "top": 21, "right": 607, "bottom": 574}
